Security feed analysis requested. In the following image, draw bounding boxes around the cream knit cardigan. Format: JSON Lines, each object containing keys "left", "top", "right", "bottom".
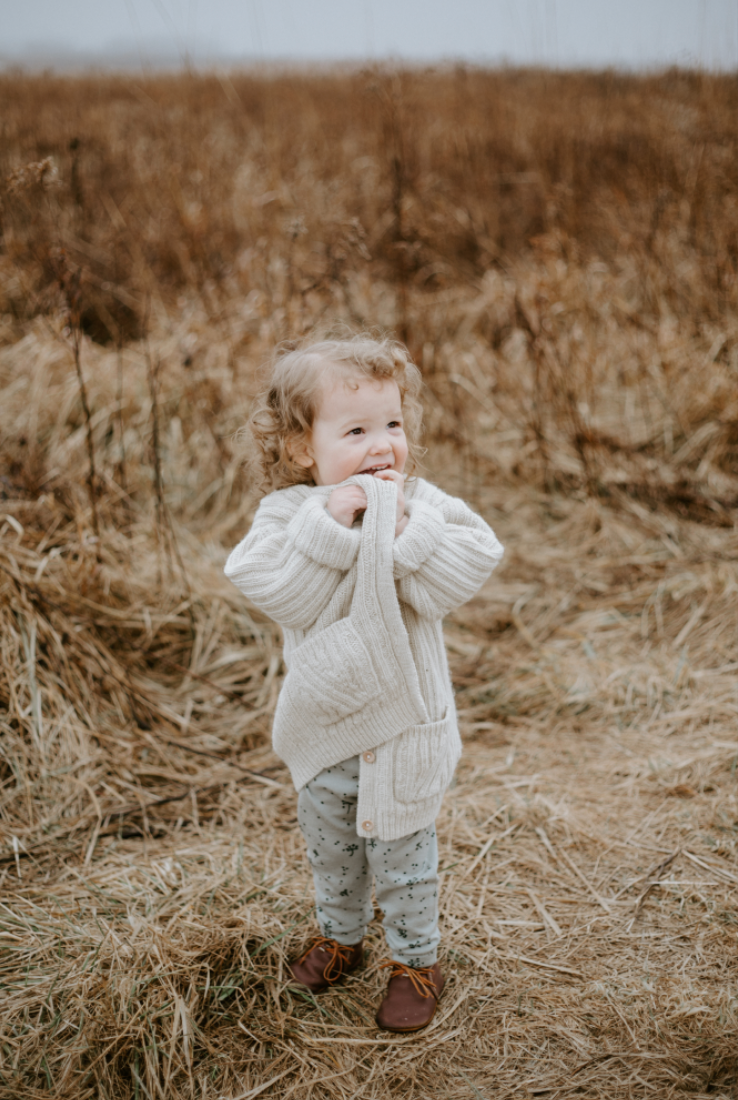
{"left": 224, "top": 474, "right": 503, "bottom": 841}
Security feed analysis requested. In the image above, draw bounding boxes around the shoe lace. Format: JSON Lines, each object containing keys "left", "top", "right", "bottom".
{"left": 297, "top": 937, "right": 356, "bottom": 983}
{"left": 379, "top": 959, "right": 438, "bottom": 1000}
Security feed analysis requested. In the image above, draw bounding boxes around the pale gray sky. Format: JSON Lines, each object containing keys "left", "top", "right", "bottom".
{"left": 2, "top": 0, "right": 738, "bottom": 69}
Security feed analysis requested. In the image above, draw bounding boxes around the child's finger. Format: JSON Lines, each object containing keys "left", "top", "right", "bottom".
{"left": 373, "top": 468, "right": 405, "bottom": 482}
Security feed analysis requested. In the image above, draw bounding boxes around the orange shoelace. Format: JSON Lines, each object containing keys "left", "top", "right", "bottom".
{"left": 296, "top": 937, "right": 356, "bottom": 983}
{"left": 379, "top": 960, "right": 438, "bottom": 1000}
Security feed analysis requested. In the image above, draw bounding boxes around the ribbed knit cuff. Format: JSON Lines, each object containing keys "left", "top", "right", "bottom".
{"left": 286, "top": 495, "right": 361, "bottom": 570}
{"left": 392, "top": 499, "right": 446, "bottom": 579}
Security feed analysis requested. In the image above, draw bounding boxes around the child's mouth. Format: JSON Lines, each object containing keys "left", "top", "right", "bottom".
{"left": 361, "top": 464, "right": 391, "bottom": 475}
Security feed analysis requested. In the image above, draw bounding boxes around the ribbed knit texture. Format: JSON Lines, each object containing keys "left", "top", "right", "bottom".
{"left": 224, "top": 475, "right": 504, "bottom": 841}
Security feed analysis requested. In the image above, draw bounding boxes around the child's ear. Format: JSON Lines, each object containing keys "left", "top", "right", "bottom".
{"left": 288, "top": 435, "right": 314, "bottom": 470}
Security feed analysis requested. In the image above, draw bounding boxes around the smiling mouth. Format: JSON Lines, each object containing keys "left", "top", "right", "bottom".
{"left": 360, "top": 463, "right": 392, "bottom": 475}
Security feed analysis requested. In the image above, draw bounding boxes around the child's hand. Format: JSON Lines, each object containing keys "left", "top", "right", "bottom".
{"left": 327, "top": 485, "right": 368, "bottom": 528}
{"left": 373, "top": 468, "right": 409, "bottom": 536}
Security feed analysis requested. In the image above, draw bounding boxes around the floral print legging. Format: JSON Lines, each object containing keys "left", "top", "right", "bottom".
{"left": 297, "top": 755, "right": 440, "bottom": 968}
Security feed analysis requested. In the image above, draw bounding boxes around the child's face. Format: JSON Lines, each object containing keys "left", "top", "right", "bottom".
{"left": 294, "top": 372, "right": 408, "bottom": 486}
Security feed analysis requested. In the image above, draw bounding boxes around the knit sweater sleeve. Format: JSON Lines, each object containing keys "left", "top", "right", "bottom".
{"left": 392, "top": 481, "right": 504, "bottom": 619}
{"left": 224, "top": 489, "right": 360, "bottom": 631}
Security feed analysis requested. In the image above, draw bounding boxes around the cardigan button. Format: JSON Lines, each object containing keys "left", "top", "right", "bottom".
{"left": 362, "top": 750, "right": 375, "bottom": 763}
{"left": 362, "top": 820, "right": 373, "bottom": 832}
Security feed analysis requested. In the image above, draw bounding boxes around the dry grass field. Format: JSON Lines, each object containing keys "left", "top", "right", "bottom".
{"left": 1, "top": 67, "right": 737, "bottom": 1099}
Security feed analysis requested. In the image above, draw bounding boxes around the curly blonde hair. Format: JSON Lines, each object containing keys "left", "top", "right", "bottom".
{"left": 248, "top": 336, "right": 424, "bottom": 493}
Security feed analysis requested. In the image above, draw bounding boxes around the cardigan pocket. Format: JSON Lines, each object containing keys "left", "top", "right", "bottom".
{"left": 285, "top": 618, "right": 382, "bottom": 726}
{"left": 392, "top": 711, "right": 461, "bottom": 805}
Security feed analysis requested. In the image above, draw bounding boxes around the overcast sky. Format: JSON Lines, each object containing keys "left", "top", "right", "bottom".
{"left": 3, "top": 0, "right": 738, "bottom": 70}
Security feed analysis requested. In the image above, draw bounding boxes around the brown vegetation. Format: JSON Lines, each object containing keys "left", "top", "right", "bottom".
{"left": 0, "top": 67, "right": 737, "bottom": 1099}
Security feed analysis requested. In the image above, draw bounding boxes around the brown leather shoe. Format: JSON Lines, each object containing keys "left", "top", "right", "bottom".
{"left": 288, "top": 937, "right": 364, "bottom": 993}
{"left": 375, "top": 960, "right": 444, "bottom": 1032}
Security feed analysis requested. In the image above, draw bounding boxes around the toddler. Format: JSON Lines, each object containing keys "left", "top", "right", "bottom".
{"left": 225, "top": 336, "right": 503, "bottom": 1032}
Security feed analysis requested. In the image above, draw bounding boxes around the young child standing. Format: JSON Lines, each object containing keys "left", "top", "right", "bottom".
{"left": 225, "top": 336, "right": 503, "bottom": 1032}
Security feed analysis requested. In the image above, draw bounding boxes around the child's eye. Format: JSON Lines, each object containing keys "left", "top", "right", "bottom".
{"left": 387, "top": 421, "right": 402, "bottom": 429}
{"left": 347, "top": 427, "right": 364, "bottom": 436}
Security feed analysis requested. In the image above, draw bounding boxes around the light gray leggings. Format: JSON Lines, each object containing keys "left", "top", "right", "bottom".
{"left": 297, "top": 755, "right": 440, "bottom": 968}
